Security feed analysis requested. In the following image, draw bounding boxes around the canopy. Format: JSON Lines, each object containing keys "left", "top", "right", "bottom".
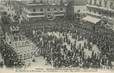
{"left": 82, "top": 16, "right": 101, "bottom": 24}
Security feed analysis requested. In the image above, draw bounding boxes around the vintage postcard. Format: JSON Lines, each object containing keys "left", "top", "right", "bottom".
{"left": 0, "top": 0, "right": 114, "bottom": 73}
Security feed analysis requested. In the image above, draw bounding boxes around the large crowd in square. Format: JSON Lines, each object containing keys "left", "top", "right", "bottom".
{"left": 0, "top": 7, "right": 114, "bottom": 69}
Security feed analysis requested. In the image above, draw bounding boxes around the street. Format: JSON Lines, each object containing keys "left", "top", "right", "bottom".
{"left": 22, "top": 56, "right": 52, "bottom": 69}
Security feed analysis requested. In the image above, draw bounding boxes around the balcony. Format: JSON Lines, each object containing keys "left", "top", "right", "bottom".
{"left": 22, "top": 0, "right": 68, "bottom": 6}
{"left": 29, "top": 13, "right": 44, "bottom": 16}
{"left": 87, "top": 11, "right": 102, "bottom": 17}
{"left": 87, "top": 4, "right": 114, "bottom": 12}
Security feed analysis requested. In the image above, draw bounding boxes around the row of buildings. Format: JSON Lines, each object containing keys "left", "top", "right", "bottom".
{"left": 4, "top": 0, "right": 114, "bottom": 25}
{"left": 1, "top": 0, "right": 87, "bottom": 21}
{"left": 3, "top": 0, "right": 70, "bottom": 21}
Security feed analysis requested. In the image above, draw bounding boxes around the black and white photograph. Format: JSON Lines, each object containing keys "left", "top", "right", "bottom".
{"left": 0, "top": 0, "right": 114, "bottom": 73}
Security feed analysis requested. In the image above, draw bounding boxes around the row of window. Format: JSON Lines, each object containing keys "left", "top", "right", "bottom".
{"left": 31, "top": 0, "right": 67, "bottom": 5}
{"left": 88, "top": 0, "right": 114, "bottom": 8}
{"left": 29, "top": 12, "right": 65, "bottom": 16}
{"left": 33, "top": 8, "right": 64, "bottom": 12}
{"left": 88, "top": 8, "right": 113, "bottom": 17}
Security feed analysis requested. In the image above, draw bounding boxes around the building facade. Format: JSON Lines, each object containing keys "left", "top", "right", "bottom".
{"left": 74, "top": 0, "right": 87, "bottom": 14}
{"left": 72, "top": 0, "right": 87, "bottom": 22}
{"left": 18, "top": 0, "right": 69, "bottom": 20}
{"left": 87, "top": 0, "right": 114, "bottom": 25}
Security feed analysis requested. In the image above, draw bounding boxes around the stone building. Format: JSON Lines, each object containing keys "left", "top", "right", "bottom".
{"left": 86, "top": 0, "right": 114, "bottom": 25}
{"left": 18, "top": 0, "right": 68, "bottom": 21}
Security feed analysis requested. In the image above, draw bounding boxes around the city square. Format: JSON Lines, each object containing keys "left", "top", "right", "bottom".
{"left": 0, "top": 0, "right": 114, "bottom": 71}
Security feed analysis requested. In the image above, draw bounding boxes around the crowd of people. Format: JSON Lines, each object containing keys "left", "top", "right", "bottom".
{"left": 0, "top": 40, "right": 24, "bottom": 68}
{"left": 33, "top": 31, "right": 112, "bottom": 69}
{"left": 1, "top": 5, "right": 114, "bottom": 69}
{"left": 16, "top": 16, "right": 114, "bottom": 69}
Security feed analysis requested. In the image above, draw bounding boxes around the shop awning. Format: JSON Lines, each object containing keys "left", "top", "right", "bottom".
{"left": 82, "top": 16, "right": 101, "bottom": 24}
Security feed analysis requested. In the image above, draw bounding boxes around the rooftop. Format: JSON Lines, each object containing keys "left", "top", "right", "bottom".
{"left": 20, "top": 0, "right": 69, "bottom": 6}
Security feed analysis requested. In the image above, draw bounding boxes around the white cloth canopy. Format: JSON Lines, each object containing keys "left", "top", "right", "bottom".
{"left": 82, "top": 16, "right": 101, "bottom": 24}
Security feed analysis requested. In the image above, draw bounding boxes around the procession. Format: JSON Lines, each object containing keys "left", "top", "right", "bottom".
{"left": 0, "top": 0, "right": 114, "bottom": 71}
